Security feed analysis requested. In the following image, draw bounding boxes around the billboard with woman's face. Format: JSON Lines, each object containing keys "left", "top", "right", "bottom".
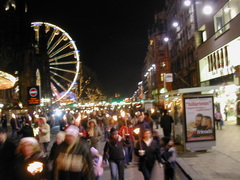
{"left": 184, "top": 96, "right": 216, "bottom": 142}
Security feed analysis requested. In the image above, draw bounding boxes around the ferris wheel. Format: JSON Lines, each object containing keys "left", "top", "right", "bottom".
{"left": 31, "top": 22, "right": 80, "bottom": 103}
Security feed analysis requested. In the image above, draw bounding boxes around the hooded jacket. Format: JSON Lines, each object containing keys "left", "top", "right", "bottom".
{"left": 38, "top": 117, "right": 50, "bottom": 143}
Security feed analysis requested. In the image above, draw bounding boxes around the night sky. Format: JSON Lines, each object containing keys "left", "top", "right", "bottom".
{"left": 29, "top": 0, "right": 164, "bottom": 98}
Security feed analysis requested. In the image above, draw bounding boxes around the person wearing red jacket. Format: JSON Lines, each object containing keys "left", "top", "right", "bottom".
{"left": 119, "top": 120, "right": 134, "bottom": 166}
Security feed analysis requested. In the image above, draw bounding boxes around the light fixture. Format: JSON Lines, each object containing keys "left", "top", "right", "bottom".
{"left": 164, "top": 37, "right": 169, "bottom": 42}
{"left": 184, "top": 0, "right": 191, "bottom": 7}
{"left": 172, "top": 21, "right": 179, "bottom": 27}
{"left": 203, "top": 5, "right": 212, "bottom": 15}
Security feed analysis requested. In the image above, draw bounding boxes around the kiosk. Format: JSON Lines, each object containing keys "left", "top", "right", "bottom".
{"left": 162, "top": 86, "right": 220, "bottom": 151}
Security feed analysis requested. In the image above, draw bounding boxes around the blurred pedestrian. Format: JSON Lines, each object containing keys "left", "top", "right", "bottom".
{"left": 18, "top": 121, "right": 34, "bottom": 138}
{"left": 214, "top": 108, "right": 223, "bottom": 130}
{"left": 91, "top": 147, "right": 104, "bottom": 180}
{"left": 1, "top": 114, "right": 8, "bottom": 132}
{"left": 10, "top": 113, "right": 20, "bottom": 139}
{"left": 86, "top": 119, "right": 102, "bottom": 150}
{"left": 144, "top": 112, "right": 154, "bottom": 130}
{"left": 134, "top": 129, "right": 162, "bottom": 180}
{"left": 160, "top": 110, "right": 174, "bottom": 137}
{"left": 48, "top": 131, "right": 66, "bottom": 179}
{"left": 54, "top": 125, "right": 94, "bottom": 180}
{"left": 160, "top": 137, "right": 177, "bottom": 180}
{"left": 119, "top": 120, "right": 134, "bottom": 166}
{"left": 0, "top": 128, "right": 16, "bottom": 180}
{"left": 14, "top": 137, "right": 48, "bottom": 180}
{"left": 38, "top": 117, "right": 50, "bottom": 154}
{"left": 133, "top": 114, "right": 150, "bottom": 140}
{"left": 103, "top": 128, "right": 129, "bottom": 180}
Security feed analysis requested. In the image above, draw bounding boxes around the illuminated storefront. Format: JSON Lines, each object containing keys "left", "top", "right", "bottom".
{"left": 199, "top": 37, "right": 240, "bottom": 121}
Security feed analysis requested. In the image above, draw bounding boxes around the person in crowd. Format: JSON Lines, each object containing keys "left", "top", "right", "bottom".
{"left": 14, "top": 137, "right": 48, "bottom": 180}
{"left": 80, "top": 113, "right": 89, "bottom": 130}
{"left": 91, "top": 147, "right": 104, "bottom": 180}
{"left": 54, "top": 125, "right": 94, "bottom": 180}
{"left": 74, "top": 119, "right": 87, "bottom": 139}
{"left": 103, "top": 113, "right": 110, "bottom": 141}
{"left": 103, "top": 128, "right": 129, "bottom": 180}
{"left": 0, "top": 128, "right": 16, "bottom": 180}
{"left": 160, "top": 109, "right": 174, "bottom": 137}
{"left": 48, "top": 131, "right": 66, "bottom": 179}
{"left": 96, "top": 111, "right": 105, "bottom": 131}
{"left": 134, "top": 129, "right": 163, "bottom": 180}
{"left": 144, "top": 112, "right": 154, "bottom": 130}
{"left": 48, "top": 131, "right": 66, "bottom": 161}
{"left": 1, "top": 114, "right": 8, "bottom": 132}
{"left": 152, "top": 129, "right": 161, "bottom": 145}
{"left": 151, "top": 108, "right": 160, "bottom": 129}
{"left": 160, "top": 137, "right": 177, "bottom": 180}
{"left": 214, "top": 108, "right": 223, "bottom": 130}
{"left": 10, "top": 113, "right": 20, "bottom": 139}
{"left": 86, "top": 119, "right": 102, "bottom": 150}
{"left": 38, "top": 116, "right": 51, "bottom": 154}
{"left": 18, "top": 121, "right": 34, "bottom": 138}
{"left": 59, "top": 114, "right": 68, "bottom": 131}
{"left": 133, "top": 114, "right": 150, "bottom": 140}
{"left": 119, "top": 120, "right": 134, "bottom": 166}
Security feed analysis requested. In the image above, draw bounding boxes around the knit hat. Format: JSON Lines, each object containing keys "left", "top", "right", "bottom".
{"left": 88, "top": 119, "right": 97, "bottom": 127}
{"left": 110, "top": 127, "right": 118, "bottom": 135}
{"left": 20, "top": 137, "right": 38, "bottom": 146}
{"left": 65, "top": 125, "right": 79, "bottom": 138}
{"left": 90, "top": 147, "right": 99, "bottom": 156}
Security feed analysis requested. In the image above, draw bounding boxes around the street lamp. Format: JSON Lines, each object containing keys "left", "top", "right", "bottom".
{"left": 203, "top": 5, "right": 213, "bottom": 15}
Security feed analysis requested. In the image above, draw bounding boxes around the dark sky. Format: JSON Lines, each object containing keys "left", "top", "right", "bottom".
{"left": 29, "top": 0, "right": 164, "bottom": 98}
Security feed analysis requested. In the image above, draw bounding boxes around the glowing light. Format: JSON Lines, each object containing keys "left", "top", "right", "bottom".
{"left": 172, "top": 21, "right": 179, "bottom": 27}
{"left": 184, "top": 0, "right": 191, "bottom": 6}
{"left": 134, "top": 128, "right": 140, "bottom": 135}
{"left": 27, "top": 161, "right": 43, "bottom": 175}
{"left": 113, "top": 115, "right": 118, "bottom": 121}
{"left": 203, "top": 5, "right": 212, "bottom": 15}
{"left": 120, "top": 111, "right": 125, "bottom": 118}
{"left": 164, "top": 37, "right": 169, "bottom": 42}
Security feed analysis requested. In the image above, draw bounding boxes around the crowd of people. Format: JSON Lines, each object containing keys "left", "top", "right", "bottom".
{"left": 0, "top": 107, "right": 176, "bottom": 180}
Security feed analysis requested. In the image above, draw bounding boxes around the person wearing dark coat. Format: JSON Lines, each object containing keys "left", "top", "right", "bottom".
{"left": 18, "top": 121, "right": 34, "bottom": 138}
{"left": 0, "top": 128, "right": 16, "bottom": 180}
{"left": 14, "top": 137, "right": 48, "bottom": 180}
{"left": 54, "top": 125, "right": 94, "bottom": 180}
{"left": 160, "top": 109, "right": 174, "bottom": 137}
{"left": 134, "top": 129, "right": 163, "bottom": 180}
{"left": 133, "top": 114, "right": 151, "bottom": 140}
{"left": 103, "top": 128, "right": 130, "bottom": 180}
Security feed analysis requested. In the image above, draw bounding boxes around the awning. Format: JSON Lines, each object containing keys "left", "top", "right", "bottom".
{"left": 0, "top": 71, "right": 17, "bottom": 89}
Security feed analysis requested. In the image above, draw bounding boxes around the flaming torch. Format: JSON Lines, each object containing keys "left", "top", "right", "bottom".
{"left": 133, "top": 127, "right": 142, "bottom": 150}
{"left": 27, "top": 161, "right": 43, "bottom": 175}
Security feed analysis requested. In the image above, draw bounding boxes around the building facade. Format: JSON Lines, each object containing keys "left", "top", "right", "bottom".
{"left": 196, "top": 0, "right": 240, "bottom": 124}
{"left": 143, "top": 11, "right": 172, "bottom": 106}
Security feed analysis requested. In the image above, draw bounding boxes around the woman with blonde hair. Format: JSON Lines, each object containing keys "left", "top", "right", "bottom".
{"left": 14, "top": 137, "right": 48, "bottom": 179}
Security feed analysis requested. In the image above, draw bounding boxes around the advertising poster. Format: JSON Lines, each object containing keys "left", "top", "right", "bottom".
{"left": 184, "top": 96, "right": 215, "bottom": 142}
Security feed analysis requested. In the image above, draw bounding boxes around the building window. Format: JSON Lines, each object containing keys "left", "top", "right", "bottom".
{"left": 214, "top": 0, "right": 240, "bottom": 38}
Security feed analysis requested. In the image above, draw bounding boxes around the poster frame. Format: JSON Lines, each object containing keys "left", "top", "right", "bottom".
{"left": 183, "top": 94, "right": 216, "bottom": 143}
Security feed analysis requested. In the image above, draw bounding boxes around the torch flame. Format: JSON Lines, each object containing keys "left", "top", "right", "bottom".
{"left": 27, "top": 161, "right": 43, "bottom": 175}
{"left": 134, "top": 128, "right": 140, "bottom": 135}
{"left": 113, "top": 115, "right": 118, "bottom": 121}
{"left": 120, "top": 111, "right": 125, "bottom": 118}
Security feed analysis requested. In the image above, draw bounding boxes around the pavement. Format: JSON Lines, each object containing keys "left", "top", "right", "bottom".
{"left": 5, "top": 119, "right": 240, "bottom": 180}
{"left": 177, "top": 120, "right": 240, "bottom": 180}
